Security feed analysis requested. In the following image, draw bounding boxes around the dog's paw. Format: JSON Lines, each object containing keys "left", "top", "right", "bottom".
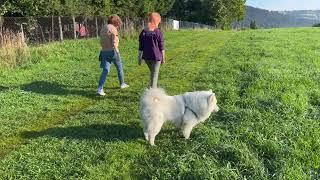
{"left": 182, "top": 131, "right": 191, "bottom": 139}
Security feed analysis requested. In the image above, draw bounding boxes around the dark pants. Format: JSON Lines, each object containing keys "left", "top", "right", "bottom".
{"left": 145, "top": 60, "right": 161, "bottom": 88}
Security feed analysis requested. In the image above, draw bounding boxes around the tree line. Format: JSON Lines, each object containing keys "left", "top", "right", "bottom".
{"left": 0, "top": 0, "right": 246, "bottom": 28}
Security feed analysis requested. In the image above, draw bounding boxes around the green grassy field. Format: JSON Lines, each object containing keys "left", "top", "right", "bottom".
{"left": 0, "top": 28, "right": 320, "bottom": 179}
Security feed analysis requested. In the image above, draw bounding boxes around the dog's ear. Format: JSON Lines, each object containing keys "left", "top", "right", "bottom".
{"left": 208, "top": 94, "right": 215, "bottom": 104}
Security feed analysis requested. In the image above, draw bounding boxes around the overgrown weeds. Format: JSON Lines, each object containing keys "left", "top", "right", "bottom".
{"left": 0, "top": 30, "right": 29, "bottom": 69}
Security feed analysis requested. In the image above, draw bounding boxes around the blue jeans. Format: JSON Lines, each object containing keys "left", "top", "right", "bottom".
{"left": 98, "top": 50, "right": 125, "bottom": 90}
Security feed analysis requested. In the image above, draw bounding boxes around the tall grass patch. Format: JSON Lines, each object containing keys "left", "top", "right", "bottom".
{"left": 0, "top": 30, "right": 29, "bottom": 69}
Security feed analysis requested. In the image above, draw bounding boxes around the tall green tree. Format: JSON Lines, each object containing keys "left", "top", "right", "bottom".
{"left": 0, "top": 0, "right": 64, "bottom": 16}
{"left": 90, "top": 0, "right": 111, "bottom": 16}
{"left": 155, "top": 0, "right": 176, "bottom": 15}
{"left": 168, "top": 0, "right": 246, "bottom": 28}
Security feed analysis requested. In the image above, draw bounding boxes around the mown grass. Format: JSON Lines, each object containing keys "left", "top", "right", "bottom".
{"left": 0, "top": 28, "right": 320, "bottom": 179}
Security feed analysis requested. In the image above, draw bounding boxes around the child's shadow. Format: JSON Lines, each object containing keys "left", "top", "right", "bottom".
{"left": 21, "top": 123, "right": 142, "bottom": 142}
{"left": 21, "top": 81, "right": 98, "bottom": 99}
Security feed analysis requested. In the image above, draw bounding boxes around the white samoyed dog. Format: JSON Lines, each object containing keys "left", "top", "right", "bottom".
{"left": 140, "top": 88, "right": 219, "bottom": 146}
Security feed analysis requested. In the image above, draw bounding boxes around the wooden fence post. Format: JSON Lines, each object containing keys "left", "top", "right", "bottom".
{"left": 84, "top": 17, "right": 88, "bottom": 39}
{"left": 0, "top": 16, "right": 3, "bottom": 34}
{"left": 72, "top": 15, "right": 76, "bottom": 39}
{"left": 51, "top": 15, "right": 55, "bottom": 41}
{"left": 39, "top": 25, "right": 46, "bottom": 43}
{"left": 95, "top": 16, "right": 99, "bottom": 38}
{"left": 58, "top": 16, "right": 63, "bottom": 41}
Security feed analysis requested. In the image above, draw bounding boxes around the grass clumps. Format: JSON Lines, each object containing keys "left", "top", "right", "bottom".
{"left": 0, "top": 30, "right": 30, "bottom": 69}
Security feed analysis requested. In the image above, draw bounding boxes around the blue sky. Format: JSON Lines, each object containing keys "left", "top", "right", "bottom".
{"left": 246, "top": 0, "right": 320, "bottom": 11}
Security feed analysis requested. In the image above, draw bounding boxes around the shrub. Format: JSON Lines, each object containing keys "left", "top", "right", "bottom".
{"left": 312, "top": 23, "right": 320, "bottom": 27}
{"left": 250, "top": 20, "right": 258, "bottom": 29}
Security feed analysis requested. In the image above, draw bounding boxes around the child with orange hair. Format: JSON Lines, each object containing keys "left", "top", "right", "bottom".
{"left": 138, "top": 12, "right": 165, "bottom": 88}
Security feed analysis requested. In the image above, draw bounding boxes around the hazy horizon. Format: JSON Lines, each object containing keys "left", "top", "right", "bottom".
{"left": 246, "top": 0, "right": 320, "bottom": 11}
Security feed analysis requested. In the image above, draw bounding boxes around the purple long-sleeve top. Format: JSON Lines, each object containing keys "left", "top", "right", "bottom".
{"left": 139, "top": 28, "right": 164, "bottom": 61}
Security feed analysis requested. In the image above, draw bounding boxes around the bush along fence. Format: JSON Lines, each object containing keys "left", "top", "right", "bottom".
{"left": 0, "top": 16, "right": 214, "bottom": 44}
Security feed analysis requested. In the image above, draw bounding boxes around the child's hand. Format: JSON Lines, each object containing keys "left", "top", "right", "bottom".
{"left": 138, "top": 58, "right": 142, "bottom": 65}
{"left": 161, "top": 50, "right": 165, "bottom": 64}
{"left": 138, "top": 51, "right": 143, "bottom": 65}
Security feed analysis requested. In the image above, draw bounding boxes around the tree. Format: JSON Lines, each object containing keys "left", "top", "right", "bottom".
{"left": 0, "top": 1, "right": 17, "bottom": 16}
{"left": 250, "top": 20, "right": 258, "bottom": 29}
{"left": 168, "top": 0, "right": 246, "bottom": 28}
{"left": 312, "top": 23, "right": 320, "bottom": 27}
{"left": 110, "top": 0, "right": 138, "bottom": 18}
{"left": 90, "top": 0, "right": 111, "bottom": 16}
{"left": 155, "top": 0, "right": 176, "bottom": 15}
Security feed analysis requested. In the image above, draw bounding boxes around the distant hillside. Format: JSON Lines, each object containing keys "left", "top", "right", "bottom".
{"left": 281, "top": 10, "right": 320, "bottom": 21}
{"left": 234, "top": 6, "right": 320, "bottom": 28}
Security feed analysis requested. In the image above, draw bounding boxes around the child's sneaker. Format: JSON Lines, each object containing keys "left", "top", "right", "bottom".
{"left": 120, "top": 83, "right": 129, "bottom": 89}
{"left": 97, "top": 89, "right": 106, "bottom": 96}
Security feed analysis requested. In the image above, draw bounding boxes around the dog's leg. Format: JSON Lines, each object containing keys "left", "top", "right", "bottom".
{"left": 144, "top": 132, "right": 149, "bottom": 141}
{"left": 143, "top": 124, "right": 149, "bottom": 141}
{"left": 181, "top": 110, "right": 199, "bottom": 139}
{"left": 148, "top": 119, "right": 164, "bottom": 146}
{"left": 149, "top": 135, "right": 156, "bottom": 146}
{"left": 181, "top": 119, "right": 198, "bottom": 139}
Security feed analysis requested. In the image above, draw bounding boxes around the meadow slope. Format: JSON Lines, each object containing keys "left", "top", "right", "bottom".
{"left": 0, "top": 28, "right": 319, "bottom": 179}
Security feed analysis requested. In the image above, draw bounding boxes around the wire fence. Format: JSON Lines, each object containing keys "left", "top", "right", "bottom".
{"left": 0, "top": 16, "right": 214, "bottom": 45}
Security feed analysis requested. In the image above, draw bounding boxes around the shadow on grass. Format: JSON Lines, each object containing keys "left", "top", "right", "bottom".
{"left": 21, "top": 81, "right": 100, "bottom": 99}
{"left": 0, "top": 85, "right": 10, "bottom": 92}
{"left": 21, "top": 123, "right": 142, "bottom": 142}
{"left": 107, "top": 92, "right": 140, "bottom": 102}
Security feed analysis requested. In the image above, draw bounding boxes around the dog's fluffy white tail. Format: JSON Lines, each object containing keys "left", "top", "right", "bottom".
{"left": 140, "top": 88, "right": 167, "bottom": 106}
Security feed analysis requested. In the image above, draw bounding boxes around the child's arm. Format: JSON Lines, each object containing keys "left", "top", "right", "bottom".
{"left": 110, "top": 26, "right": 119, "bottom": 53}
{"left": 157, "top": 30, "right": 165, "bottom": 63}
{"left": 138, "top": 50, "right": 143, "bottom": 65}
{"left": 161, "top": 50, "right": 165, "bottom": 64}
{"left": 138, "top": 30, "right": 144, "bottom": 65}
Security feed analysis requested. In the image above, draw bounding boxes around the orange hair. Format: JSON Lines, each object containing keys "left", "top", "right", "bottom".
{"left": 148, "top": 12, "right": 161, "bottom": 30}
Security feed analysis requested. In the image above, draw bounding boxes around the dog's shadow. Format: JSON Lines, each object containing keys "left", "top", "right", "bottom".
{"left": 21, "top": 123, "right": 142, "bottom": 142}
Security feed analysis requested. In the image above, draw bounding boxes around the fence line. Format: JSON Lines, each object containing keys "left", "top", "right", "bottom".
{"left": 0, "top": 16, "right": 214, "bottom": 45}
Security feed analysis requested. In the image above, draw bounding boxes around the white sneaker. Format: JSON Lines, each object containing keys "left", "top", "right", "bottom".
{"left": 97, "top": 89, "right": 106, "bottom": 96}
{"left": 120, "top": 83, "right": 129, "bottom": 89}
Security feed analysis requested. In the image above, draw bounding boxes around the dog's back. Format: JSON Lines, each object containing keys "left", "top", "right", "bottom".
{"left": 140, "top": 88, "right": 167, "bottom": 107}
